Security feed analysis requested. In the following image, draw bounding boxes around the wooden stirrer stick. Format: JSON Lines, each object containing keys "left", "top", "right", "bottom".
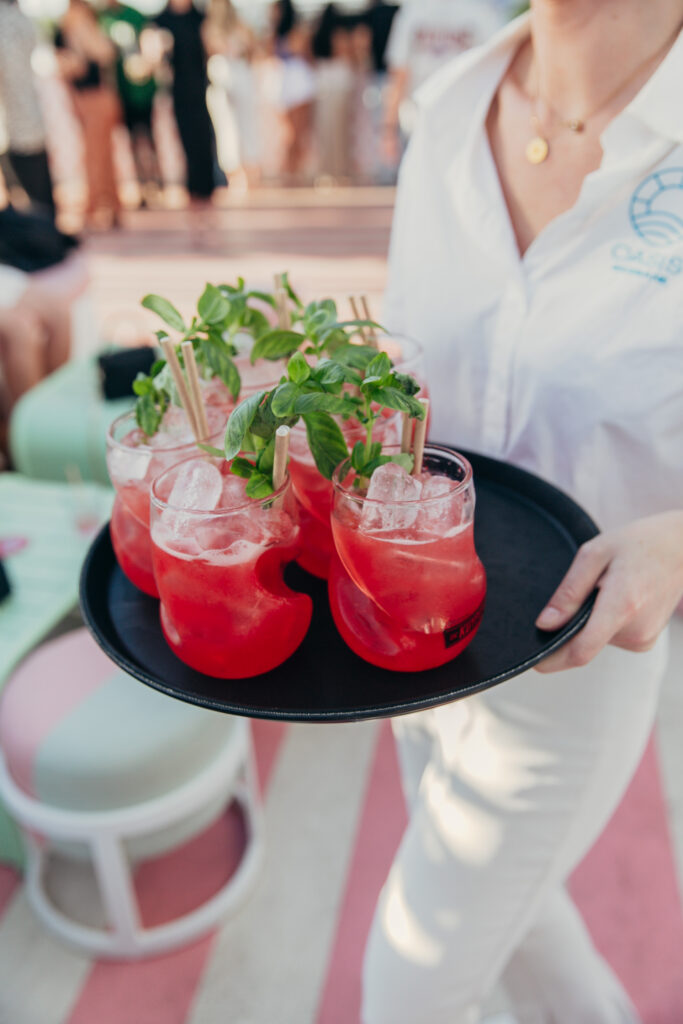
{"left": 273, "top": 425, "right": 290, "bottom": 506}
{"left": 411, "top": 398, "right": 430, "bottom": 477}
{"left": 400, "top": 412, "right": 413, "bottom": 454}
{"left": 349, "top": 296, "right": 367, "bottom": 344}
{"left": 360, "top": 295, "right": 378, "bottom": 348}
{"left": 181, "top": 341, "right": 210, "bottom": 441}
{"left": 274, "top": 273, "right": 290, "bottom": 329}
{"left": 160, "top": 338, "right": 200, "bottom": 441}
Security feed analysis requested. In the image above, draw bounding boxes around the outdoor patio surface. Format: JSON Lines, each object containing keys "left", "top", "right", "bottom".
{"left": 1, "top": 189, "right": 681, "bottom": 1024}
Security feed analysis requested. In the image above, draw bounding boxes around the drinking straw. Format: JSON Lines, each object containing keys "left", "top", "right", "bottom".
{"left": 360, "top": 295, "right": 378, "bottom": 347}
{"left": 411, "top": 398, "right": 430, "bottom": 477}
{"left": 273, "top": 425, "right": 290, "bottom": 508}
{"left": 349, "top": 296, "right": 368, "bottom": 344}
{"left": 273, "top": 273, "right": 290, "bottom": 329}
{"left": 160, "top": 338, "right": 200, "bottom": 441}
{"left": 181, "top": 340, "right": 210, "bottom": 441}
{"left": 273, "top": 425, "right": 290, "bottom": 490}
{"left": 400, "top": 412, "right": 413, "bottom": 454}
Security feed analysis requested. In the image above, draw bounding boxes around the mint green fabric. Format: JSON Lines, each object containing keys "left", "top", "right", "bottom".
{"left": 34, "top": 670, "right": 234, "bottom": 814}
{"left": 0, "top": 475, "right": 112, "bottom": 866}
{"left": 9, "top": 356, "right": 132, "bottom": 485}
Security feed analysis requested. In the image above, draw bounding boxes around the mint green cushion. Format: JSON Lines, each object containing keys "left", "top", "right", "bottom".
{"left": 9, "top": 356, "right": 132, "bottom": 485}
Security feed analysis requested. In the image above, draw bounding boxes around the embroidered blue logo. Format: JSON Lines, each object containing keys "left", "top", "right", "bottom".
{"left": 629, "top": 168, "right": 683, "bottom": 247}
{"left": 611, "top": 168, "right": 683, "bottom": 284}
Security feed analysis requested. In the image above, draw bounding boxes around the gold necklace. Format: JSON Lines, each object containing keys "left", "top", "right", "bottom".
{"left": 525, "top": 23, "right": 683, "bottom": 165}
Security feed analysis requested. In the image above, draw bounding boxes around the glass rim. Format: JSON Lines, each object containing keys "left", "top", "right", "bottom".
{"left": 151, "top": 452, "right": 292, "bottom": 516}
{"left": 106, "top": 408, "right": 223, "bottom": 455}
{"left": 331, "top": 444, "right": 473, "bottom": 507}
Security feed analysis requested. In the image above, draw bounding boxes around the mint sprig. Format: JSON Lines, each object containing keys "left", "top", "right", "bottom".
{"left": 220, "top": 345, "right": 425, "bottom": 496}
{"left": 250, "top": 297, "right": 380, "bottom": 366}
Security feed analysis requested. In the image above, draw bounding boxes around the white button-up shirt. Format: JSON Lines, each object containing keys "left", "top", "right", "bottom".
{"left": 384, "top": 15, "right": 683, "bottom": 533}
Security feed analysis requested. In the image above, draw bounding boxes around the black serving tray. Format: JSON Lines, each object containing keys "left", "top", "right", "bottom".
{"left": 80, "top": 450, "right": 599, "bottom": 723}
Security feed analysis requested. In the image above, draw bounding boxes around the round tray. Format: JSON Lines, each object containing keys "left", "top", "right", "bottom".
{"left": 80, "top": 449, "right": 599, "bottom": 723}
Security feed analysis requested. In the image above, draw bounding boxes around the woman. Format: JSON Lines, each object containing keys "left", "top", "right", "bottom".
{"left": 270, "top": 0, "right": 315, "bottom": 179}
{"left": 363, "top": 2, "right": 683, "bottom": 1023}
{"left": 55, "top": 0, "right": 122, "bottom": 229}
{"left": 0, "top": 0, "right": 56, "bottom": 217}
{"left": 312, "top": 4, "right": 354, "bottom": 182}
{"left": 156, "top": 0, "right": 217, "bottom": 203}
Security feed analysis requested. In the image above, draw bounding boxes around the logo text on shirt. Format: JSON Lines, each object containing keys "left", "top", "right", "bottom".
{"left": 612, "top": 168, "right": 683, "bottom": 284}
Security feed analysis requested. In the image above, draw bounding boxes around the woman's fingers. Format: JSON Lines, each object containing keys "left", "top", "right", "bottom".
{"left": 535, "top": 569, "right": 638, "bottom": 673}
{"left": 535, "top": 538, "right": 611, "bottom": 631}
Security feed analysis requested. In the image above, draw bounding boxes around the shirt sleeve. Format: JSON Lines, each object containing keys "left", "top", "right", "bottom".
{"left": 385, "top": 7, "right": 413, "bottom": 70}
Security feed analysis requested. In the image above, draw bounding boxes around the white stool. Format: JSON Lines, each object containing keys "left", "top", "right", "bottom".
{"left": 0, "top": 630, "right": 265, "bottom": 959}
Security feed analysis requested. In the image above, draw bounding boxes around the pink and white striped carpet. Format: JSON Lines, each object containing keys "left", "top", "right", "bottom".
{"left": 0, "top": 618, "right": 682, "bottom": 1024}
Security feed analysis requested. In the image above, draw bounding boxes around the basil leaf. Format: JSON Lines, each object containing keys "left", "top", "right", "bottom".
{"left": 198, "top": 283, "right": 231, "bottom": 325}
{"left": 270, "top": 381, "right": 301, "bottom": 417}
{"left": 331, "top": 343, "right": 380, "bottom": 371}
{"left": 304, "top": 412, "right": 349, "bottom": 480}
{"left": 287, "top": 350, "right": 311, "bottom": 384}
{"left": 199, "top": 336, "right": 241, "bottom": 399}
{"left": 135, "top": 392, "right": 162, "bottom": 436}
{"left": 250, "top": 330, "right": 303, "bottom": 364}
{"left": 142, "top": 294, "right": 186, "bottom": 331}
{"left": 351, "top": 441, "right": 367, "bottom": 473}
{"left": 199, "top": 443, "right": 225, "bottom": 457}
{"left": 366, "top": 352, "right": 392, "bottom": 380}
{"left": 225, "top": 389, "right": 266, "bottom": 459}
{"left": 311, "top": 359, "right": 347, "bottom": 390}
{"left": 393, "top": 371, "right": 422, "bottom": 397}
{"left": 293, "top": 392, "right": 356, "bottom": 416}
{"left": 364, "top": 452, "right": 414, "bottom": 476}
{"left": 373, "top": 387, "right": 426, "bottom": 418}
{"left": 132, "top": 372, "right": 154, "bottom": 396}
{"left": 282, "top": 272, "right": 303, "bottom": 308}
{"left": 230, "top": 456, "right": 255, "bottom": 479}
{"left": 246, "top": 473, "right": 274, "bottom": 499}
{"left": 256, "top": 437, "right": 276, "bottom": 475}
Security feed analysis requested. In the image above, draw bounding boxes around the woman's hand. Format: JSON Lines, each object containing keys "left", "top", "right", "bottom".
{"left": 535, "top": 511, "right": 683, "bottom": 673}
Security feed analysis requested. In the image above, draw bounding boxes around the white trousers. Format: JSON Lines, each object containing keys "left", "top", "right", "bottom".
{"left": 362, "top": 633, "right": 669, "bottom": 1024}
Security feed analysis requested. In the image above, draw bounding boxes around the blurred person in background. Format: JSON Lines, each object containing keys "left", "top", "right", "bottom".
{"left": 311, "top": 3, "right": 354, "bottom": 183}
{"left": 101, "top": 0, "right": 163, "bottom": 208}
{"left": 204, "top": 0, "right": 262, "bottom": 190}
{"left": 54, "top": 0, "right": 122, "bottom": 230}
{"left": 270, "top": 0, "right": 315, "bottom": 180}
{"left": 156, "top": 0, "right": 218, "bottom": 204}
{"left": 383, "top": 0, "right": 506, "bottom": 162}
{"left": 0, "top": 0, "right": 56, "bottom": 218}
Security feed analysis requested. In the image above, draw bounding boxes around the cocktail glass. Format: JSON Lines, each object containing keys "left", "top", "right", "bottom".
{"left": 288, "top": 412, "right": 402, "bottom": 579}
{"left": 106, "top": 407, "right": 224, "bottom": 597}
{"left": 287, "top": 332, "right": 427, "bottom": 579}
{"left": 150, "top": 456, "right": 312, "bottom": 678}
{"left": 329, "top": 445, "right": 486, "bottom": 671}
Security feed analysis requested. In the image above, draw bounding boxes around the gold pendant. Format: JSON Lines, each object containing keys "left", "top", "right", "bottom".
{"left": 526, "top": 135, "right": 549, "bottom": 164}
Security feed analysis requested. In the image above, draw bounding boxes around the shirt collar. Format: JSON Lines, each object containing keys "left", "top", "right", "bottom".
{"left": 624, "top": 28, "right": 683, "bottom": 144}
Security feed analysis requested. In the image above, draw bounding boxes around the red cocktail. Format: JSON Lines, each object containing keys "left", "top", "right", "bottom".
{"left": 329, "top": 446, "right": 486, "bottom": 671}
{"left": 106, "top": 408, "right": 224, "bottom": 597}
{"left": 288, "top": 412, "right": 401, "bottom": 579}
{"left": 150, "top": 456, "right": 312, "bottom": 678}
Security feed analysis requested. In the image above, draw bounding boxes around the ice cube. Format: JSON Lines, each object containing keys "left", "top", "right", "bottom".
{"left": 417, "top": 473, "right": 464, "bottom": 534}
{"left": 361, "top": 463, "right": 422, "bottom": 533}
{"left": 219, "top": 474, "right": 250, "bottom": 509}
{"left": 168, "top": 461, "right": 223, "bottom": 511}
{"left": 149, "top": 406, "right": 195, "bottom": 447}
{"left": 108, "top": 445, "right": 151, "bottom": 484}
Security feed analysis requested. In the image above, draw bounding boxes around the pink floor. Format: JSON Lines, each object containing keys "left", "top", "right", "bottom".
{"left": 1, "top": 719, "right": 681, "bottom": 1024}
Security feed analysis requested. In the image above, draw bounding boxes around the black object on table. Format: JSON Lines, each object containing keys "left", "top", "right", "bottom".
{"left": 0, "top": 560, "right": 11, "bottom": 604}
{"left": 98, "top": 347, "right": 157, "bottom": 401}
{"left": 80, "top": 449, "right": 599, "bottom": 723}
